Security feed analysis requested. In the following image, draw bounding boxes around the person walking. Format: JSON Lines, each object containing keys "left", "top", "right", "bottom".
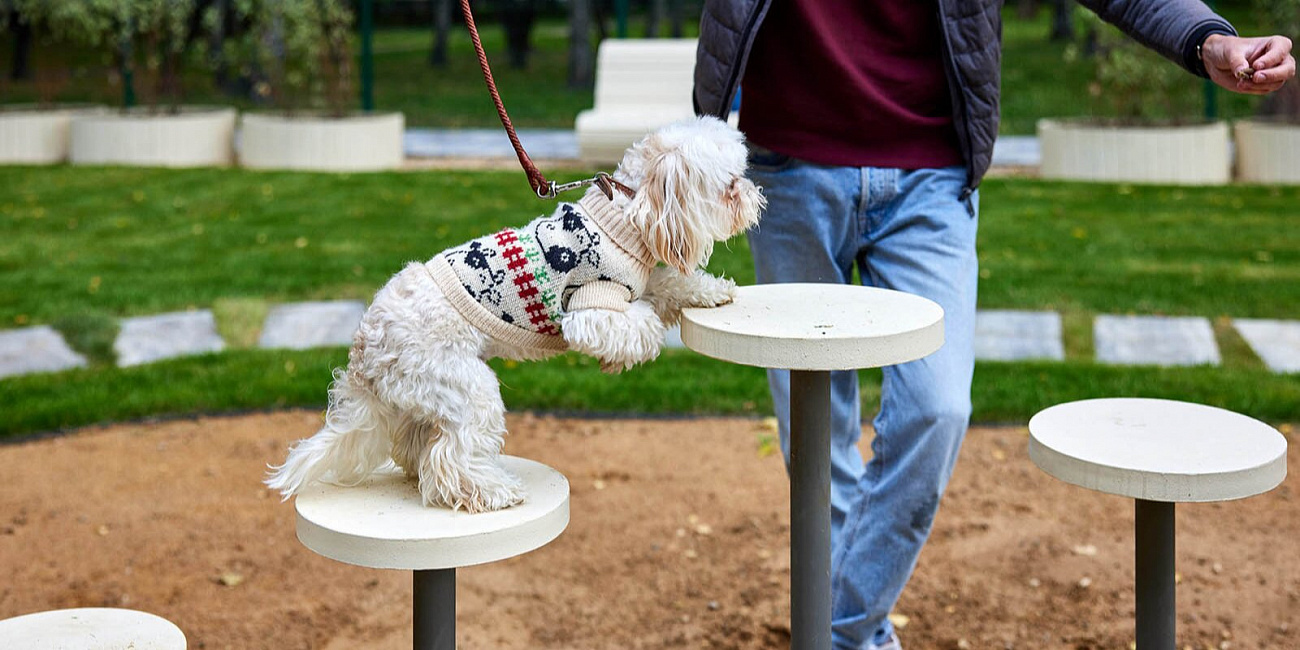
{"left": 692, "top": 2, "right": 1294, "bottom": 649}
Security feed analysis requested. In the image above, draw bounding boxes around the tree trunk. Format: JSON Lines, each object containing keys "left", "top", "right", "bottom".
{"left": 500, "top": 0, "right": 536, "bottom": 70}
{"left": 592, "top": 0, "right": 608, "bottom": 42}
{"left": 568, "top": 0, "right": 593, "bottom": 88}
{"left": 429, "top": 0, "right": 451, "bottom": 66}
{"left": 647, "top": 0, "right": 666, "bottom": 37}
{"left": 1050, "top": 0, "right": 1073, "bottom": 42}
{"left": 10, "top": 13, "right": 31, "bottom": 81}
{"left": 207, "top": 0, "right": 230, "bottom": 88}
{"left": 669, "top": 0, "right": 683, "bottom": 38}
{"left": 1017, "top": 0, "right": 1038, "bottom": 21}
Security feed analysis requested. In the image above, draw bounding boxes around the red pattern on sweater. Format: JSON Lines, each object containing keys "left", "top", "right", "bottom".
{"left": 496, "top": 229, "right": 559, "bottom": 336}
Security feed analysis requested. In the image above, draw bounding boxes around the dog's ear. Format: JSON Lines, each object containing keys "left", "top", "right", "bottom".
{"left": 724, "top": 177, "right": 765, "bottom": 235}
{"left": 630, "top": 142, "right": 707, "bottom": 274}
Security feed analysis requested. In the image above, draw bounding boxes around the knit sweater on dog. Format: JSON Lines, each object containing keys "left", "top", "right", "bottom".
{"left": 426, "top": 187, "right": 657, "bottom": 351}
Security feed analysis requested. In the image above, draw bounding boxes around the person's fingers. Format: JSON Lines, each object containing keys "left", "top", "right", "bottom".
{"left": 1252, "top": 54, "right": 1296, "bottom": 85}
{"left": 1247, "top": 36, "right": 1294, "bottom": 73}
{"left": 1236, "top": 79, "right": 1285, "bottom": 94}
{"left": 1225, "top": 47, "right": 1253, "bottom": 77}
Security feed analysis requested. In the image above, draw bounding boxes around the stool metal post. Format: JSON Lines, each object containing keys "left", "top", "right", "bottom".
{"left": 790, "top": 370, "right": 832, "bottom": 650}
{"left": 414, "top": 568, "right": 456, "bottom": 650}
{"left": 1135, "top": 499, "right": 1175, "bottom": 650}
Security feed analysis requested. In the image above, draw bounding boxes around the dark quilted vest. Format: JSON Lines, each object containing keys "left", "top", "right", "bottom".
{"left": 694, "top": 0, "right": 1235, "bottom": 193}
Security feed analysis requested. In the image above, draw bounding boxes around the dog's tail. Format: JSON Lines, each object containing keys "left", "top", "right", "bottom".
{"left": 265, "top": 369, "right": 392, "bottom": 499}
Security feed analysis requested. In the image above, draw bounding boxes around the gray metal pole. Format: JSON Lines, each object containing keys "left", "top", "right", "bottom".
{"left": 413, "top": 568, "right": 456, "bottom": 650}
{"left": 789, "top": 370, "right": 832, "bottom": 650}
{"left": 1135, "top": 499, "right": 1176, "bottom": 650}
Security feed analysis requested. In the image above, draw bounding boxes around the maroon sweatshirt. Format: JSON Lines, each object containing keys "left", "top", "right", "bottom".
{"left": 739, "top": 0, "right": 963, "bottom": 169}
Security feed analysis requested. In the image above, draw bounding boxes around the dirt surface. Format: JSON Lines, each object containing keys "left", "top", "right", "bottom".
{"left": 1, "top": 411, "right": 1296, "bottom": 650}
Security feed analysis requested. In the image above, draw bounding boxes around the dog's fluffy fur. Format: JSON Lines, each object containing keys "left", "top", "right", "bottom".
{"left": 265, "top": 116, "right": 764, "bottom": 512}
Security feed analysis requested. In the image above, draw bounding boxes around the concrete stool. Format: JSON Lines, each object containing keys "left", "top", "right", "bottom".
{"left": 1029, "top": 398, "right": 1287, "bottom": 649}
{"left": 294, "top": 456, "right": 570, "bottom": 650}
{"left": 681, "top": 283, "right": 944, "bottom": 650}
{"left": 0, "top": 608, "right": 186, "bottom": 649}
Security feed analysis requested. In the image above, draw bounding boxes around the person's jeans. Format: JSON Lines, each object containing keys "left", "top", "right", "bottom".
{"left": 745, "top": 147, "right": 978, "bottom": 650}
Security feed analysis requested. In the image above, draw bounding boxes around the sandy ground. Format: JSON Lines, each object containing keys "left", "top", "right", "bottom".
{"left": 0, "top": 411, "right": 1295, "bottom": 650}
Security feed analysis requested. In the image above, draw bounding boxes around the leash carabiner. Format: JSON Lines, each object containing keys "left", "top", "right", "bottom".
{"left": 535, "top": 172, "right": 637, "bottom": 201}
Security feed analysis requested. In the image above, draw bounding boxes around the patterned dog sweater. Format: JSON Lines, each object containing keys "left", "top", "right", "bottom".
{"left": 426, "top": 187, "right": 657, "bottom": 351}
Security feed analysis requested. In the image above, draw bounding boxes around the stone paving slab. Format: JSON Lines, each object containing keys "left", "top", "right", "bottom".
{"left": 0, "top": 326, "right": 88, "bottom": 379}
{"left": 990, "top": 136, "right": 1041, "bottom": 167}
{"left": 1094, "top": 315, "right": 1220, "bottom": 366}
{"left": 402, "top": 129, "right": 1040, "bottom": 167}
{"left": 115, "top": 311, "right": 225, "bottom": 367}
{"left": 258, "top": 300, "right": 366, "bottom": 350}
{"left": 1233, "top": 318, "right": 1300, "bottom": 374}
{"left": 405, "top": 128, "right": 579, "bottom": 160}
{"left": 974, "top": 310, "right": 1065, "bottom": 361}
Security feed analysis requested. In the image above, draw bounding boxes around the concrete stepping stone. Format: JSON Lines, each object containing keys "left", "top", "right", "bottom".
{"left": 1233, "top": 318, "right": 1300, "bottom": 374}
{"left": 974, "top": 309, "right": 1064, "bottom": 361}
{"left": 405, "top": 128, "right": 579, "bottom": 160}
{"left": 258, "top": 300, "right": 366, "bottom": 350}
{"left": 1094, "top": 315, "right": 1220, "bottom": 367}
{"left": 0, "top": 326, "right": 88, "bottom": 379}
{"left": 114, "top": 311, "right": 225, "bottom": 367}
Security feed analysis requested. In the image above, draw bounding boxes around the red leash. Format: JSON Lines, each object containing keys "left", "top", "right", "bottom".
{"left": 458, "top": 0, "right": 635, "bottom": 201}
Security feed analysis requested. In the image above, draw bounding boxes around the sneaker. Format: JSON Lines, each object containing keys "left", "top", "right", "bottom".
{"left": 866, "top": 632, "right": 903, "bottom": 650}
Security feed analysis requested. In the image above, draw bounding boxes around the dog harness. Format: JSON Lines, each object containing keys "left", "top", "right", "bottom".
{"left": 427, "top": 187, "right": 657, "bottom": 351}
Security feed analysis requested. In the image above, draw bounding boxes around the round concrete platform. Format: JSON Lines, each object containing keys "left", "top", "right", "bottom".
{"left": 295, "top": 456, "right": 570, "bottom": 570}
{"left": 0, "top": 608, "right": 186, "bottom": 650}
{"left": 680, "top": 283, "right": 945, "bottom": 371}
{"left": 1029, "top": 397, "right": 1287, "bottom": 502}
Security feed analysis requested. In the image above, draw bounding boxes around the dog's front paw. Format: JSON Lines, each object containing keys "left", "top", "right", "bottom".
{"left": 692, "top": 274, "right": 737, "bottom": 308}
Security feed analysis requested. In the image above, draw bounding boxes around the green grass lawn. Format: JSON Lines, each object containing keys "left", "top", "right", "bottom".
{"left": 2, "top": 165, "right": 1298, "bottom": 438}
{"left": 0, "top": 7, "right": 1272, "bottom": 133}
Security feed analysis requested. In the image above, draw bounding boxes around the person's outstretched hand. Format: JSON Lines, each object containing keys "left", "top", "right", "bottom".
{"left": 1201, "top": 34, "right": 1295, "bottom": 95}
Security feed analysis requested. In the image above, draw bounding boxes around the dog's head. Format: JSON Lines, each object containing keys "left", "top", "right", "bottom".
{"left": 616, "top": 116, "right": 765, "bottom": 274}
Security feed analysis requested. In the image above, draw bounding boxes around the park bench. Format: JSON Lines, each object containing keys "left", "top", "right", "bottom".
{"left": 576, "top": 38, "right": 734, "bottom": 164}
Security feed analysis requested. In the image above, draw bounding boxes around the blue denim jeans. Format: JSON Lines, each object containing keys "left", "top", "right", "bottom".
{"left": 745, "top": 148, "right": 978, "bottom": 650}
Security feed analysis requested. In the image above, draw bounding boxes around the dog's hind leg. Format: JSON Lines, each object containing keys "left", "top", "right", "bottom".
{"left": 401, "top": 358, "right": 524, "bottom": 512}
{"left": 388, "top": 412, "right": 429, "bottom": 480}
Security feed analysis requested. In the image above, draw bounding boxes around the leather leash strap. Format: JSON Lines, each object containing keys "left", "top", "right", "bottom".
{"left": 459, "top": 0, "right": 549, "bottom": 196}
{"left": 459, "top": 0, "right": 636, "bottom": 201}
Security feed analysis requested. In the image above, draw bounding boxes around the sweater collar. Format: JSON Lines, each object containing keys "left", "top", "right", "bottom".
{"left": 578, "top": 187, "right": 657, "bottom": 268}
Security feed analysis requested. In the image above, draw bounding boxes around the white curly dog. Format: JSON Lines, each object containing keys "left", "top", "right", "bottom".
{"left": 266, "top": 116, "right": 764, "bottom": 512}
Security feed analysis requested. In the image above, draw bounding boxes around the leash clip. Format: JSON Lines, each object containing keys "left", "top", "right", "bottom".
{"left": 535, "top": 172, "right": 636, "bottom": 201}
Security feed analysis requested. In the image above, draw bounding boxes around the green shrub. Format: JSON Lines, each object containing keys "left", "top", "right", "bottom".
{"left": 217, "top": 0, "right": 356, "bottom": 117}
{"left": 1068, "top": 11, "right": 1201, "bottom": 125}
{"left": 4, "top": 0, "right": 115, "bottom": 104}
